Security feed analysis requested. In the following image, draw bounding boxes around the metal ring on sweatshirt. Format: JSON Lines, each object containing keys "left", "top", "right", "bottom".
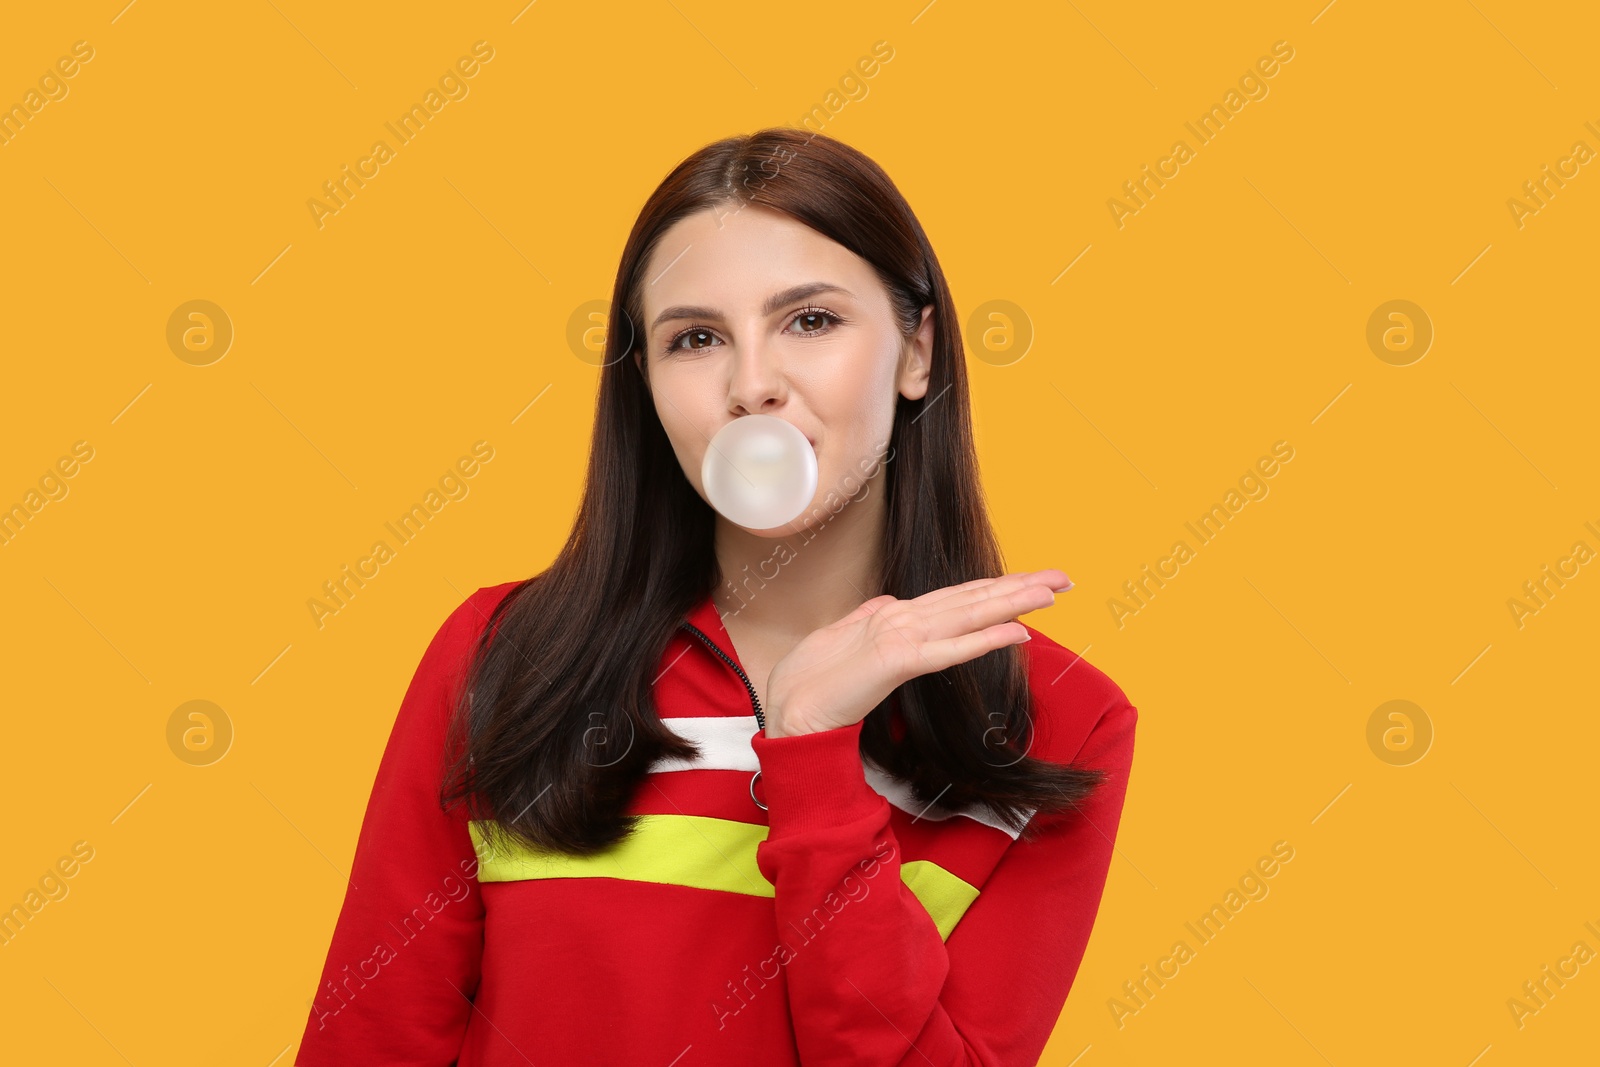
{"left": 749, "top": 770, "right": 767, "bottom": 811}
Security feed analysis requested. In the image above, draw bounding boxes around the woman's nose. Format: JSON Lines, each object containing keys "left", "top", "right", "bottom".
{"left": 725, "top": 339, "right": 787, "bottom": 413}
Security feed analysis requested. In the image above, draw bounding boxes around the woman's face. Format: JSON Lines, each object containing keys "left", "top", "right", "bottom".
{"left": 633, "top": 203, "right": 933, "bottom": 534}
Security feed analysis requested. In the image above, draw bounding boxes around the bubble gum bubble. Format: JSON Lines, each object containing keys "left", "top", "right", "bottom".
{"left": 701, "top": 414, "right": 819, "bottom": 529}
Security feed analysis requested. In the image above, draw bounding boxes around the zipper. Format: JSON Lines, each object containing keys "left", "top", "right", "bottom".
{"left": 678, "top": 620, "right": 768, "bottom": 811}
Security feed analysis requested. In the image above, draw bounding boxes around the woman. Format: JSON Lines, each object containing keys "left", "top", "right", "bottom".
{"left": 297, "top": 127, "right": 1139, "bottom": 1066}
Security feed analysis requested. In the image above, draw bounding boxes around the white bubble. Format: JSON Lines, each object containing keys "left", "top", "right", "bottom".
{"left": 701, "top": 414, "right": 818, "bottom": 530}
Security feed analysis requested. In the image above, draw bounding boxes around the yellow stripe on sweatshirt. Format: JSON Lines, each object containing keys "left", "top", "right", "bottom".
{"left": 467, "top": 815, "right": 980, "bottom": 941}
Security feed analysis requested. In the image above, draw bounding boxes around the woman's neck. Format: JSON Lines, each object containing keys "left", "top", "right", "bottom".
{"left": 711, "top": 481, "right": 886, "bottom": 642}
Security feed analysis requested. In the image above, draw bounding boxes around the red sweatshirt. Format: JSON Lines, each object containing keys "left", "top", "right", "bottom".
{"left": 296, "top": 580, "right": 1138, "bottom": 1066}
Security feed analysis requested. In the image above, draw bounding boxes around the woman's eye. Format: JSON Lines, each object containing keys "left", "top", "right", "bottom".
{"left": 683, "top": 329, "right": 718, "bottom": 350}
{"left": 666, "top": 328, "right": 721, "bottom": 354}
{"left": 787, "top": 309, "right": 839, "bottom": 335}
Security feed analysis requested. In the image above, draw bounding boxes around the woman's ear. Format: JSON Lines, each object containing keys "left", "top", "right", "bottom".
{"left": 898, "top": 304, "right": 934, "bottom": 401}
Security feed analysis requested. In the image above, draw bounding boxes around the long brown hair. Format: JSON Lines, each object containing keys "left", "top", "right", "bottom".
{"left": 441, "top": 127, "right": 1105, "bottom": 857}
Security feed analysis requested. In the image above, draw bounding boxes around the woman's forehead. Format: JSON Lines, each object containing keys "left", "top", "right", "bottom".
{"left": 643, "top": 209, "right": 876, "bottom": 324}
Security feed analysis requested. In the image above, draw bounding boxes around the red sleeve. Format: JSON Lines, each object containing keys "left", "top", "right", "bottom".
{"left": 295, "top": 590, "right": 493, "bottom": 1067}
{"left": 750, "top": 701, "right": 1138, "bottom": 1066}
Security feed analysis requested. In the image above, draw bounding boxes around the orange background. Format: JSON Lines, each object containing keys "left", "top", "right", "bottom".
{"left": 2, "top": 1, "right": 1596, "bottom": 1063}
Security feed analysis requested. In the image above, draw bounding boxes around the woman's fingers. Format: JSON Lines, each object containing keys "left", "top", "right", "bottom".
{"left": 918, "top": 573, "right": 1063, "bottom": 638}
{"left": 911, "top": 569, "right": 1069, "bottom": 613}
{"left": 917, "top": 620, "right": 1031, "bottom": 675}
{"left": 840, "top": 571, "right": 1068, "bottom": 681}
{"left": 930, "top": 582, "right": 1054, "bottom": 642}
{"left": 904, "top": 576, "right": 1004, "bottom": 611}
{"left": 862, "top": 575, "right": 1061, "bottom": 679}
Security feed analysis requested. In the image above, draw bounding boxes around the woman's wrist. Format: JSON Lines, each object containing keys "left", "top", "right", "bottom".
{"left": 761, "top": 700, "right": 826, "bottom": 738}
{"left": 764, "top": 722, "right": 822, "bottom": 739}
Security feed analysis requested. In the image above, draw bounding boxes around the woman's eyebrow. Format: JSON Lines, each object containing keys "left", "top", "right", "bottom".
{"left": 649, "top": 282, "right": 855, "bottom": 333}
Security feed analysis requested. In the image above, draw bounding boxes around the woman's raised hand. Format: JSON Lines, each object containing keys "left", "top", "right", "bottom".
{"left": 762, "top": 569, "right": 1073, "bottom": 738}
